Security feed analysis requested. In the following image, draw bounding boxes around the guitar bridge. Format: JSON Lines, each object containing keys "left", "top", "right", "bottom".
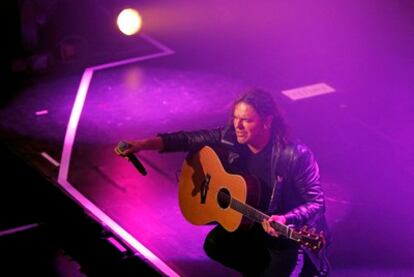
{"left": 200, "top": 173, "right": 211, "bottom": 204}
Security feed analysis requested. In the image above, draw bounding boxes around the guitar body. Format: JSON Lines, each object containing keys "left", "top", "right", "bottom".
{"left": 179, "top": 146, "right": 260, "bottom": 232}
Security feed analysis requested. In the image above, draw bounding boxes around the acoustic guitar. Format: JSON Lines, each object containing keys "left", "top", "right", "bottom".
{"left": 178, "top": 146, "right": 326, "bottom": 253}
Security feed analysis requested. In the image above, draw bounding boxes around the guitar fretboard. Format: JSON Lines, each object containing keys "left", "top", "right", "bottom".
{"left": 222, "top": 192, "right": 297, "bottom": 239}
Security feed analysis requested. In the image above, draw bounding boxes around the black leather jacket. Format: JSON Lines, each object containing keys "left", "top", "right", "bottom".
{"left": 159, "top": 126, "right": 330, "bottom": 273}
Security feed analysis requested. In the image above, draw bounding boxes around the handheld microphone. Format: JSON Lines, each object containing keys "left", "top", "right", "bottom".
{"left": 117, "top": 141, "right": 147, "bottom": 176}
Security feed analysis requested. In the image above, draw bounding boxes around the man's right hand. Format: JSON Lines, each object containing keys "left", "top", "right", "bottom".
{"left": 114, "top": 140, "right": 142, "bottom": 156}
{"left": 114, "top": 137, "right": 164, "bottom": 157}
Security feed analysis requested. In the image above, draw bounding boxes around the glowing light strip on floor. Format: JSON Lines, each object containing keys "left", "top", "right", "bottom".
{"left": 0, "top": 223, "right": 40, "bottom": 237}
{"left": 41, "top": 152, "right": 60, "bottom": 167}
{"left": 59, "top": 179, "right": 178, "bottom": 277}
{"left": 58, "top": 34, "right": 178, "bottom": 277}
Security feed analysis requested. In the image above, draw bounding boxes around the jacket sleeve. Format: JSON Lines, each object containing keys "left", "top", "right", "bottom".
{"left": 283, "top": 146, "right": 325, "bottom": 227}
{"left": 157, "top": 128, "right": 222, "bottom": 153}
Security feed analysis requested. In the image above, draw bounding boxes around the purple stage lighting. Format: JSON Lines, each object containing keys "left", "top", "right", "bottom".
{"left": 117, "top": 8, "right": 143, "bottom": 36}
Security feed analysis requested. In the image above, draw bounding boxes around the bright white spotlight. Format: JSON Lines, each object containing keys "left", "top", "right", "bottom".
{"left": 117, "top": 8, "right": 142, "bottom": 36}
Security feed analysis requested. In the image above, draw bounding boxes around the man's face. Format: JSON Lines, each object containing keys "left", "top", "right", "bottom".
{"left": 233, "top": 102, "right": 269, "bottom": 145}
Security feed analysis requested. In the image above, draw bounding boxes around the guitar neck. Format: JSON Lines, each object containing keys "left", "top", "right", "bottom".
{"left": 230, "top": 198, "right": 300, "bottom": 241}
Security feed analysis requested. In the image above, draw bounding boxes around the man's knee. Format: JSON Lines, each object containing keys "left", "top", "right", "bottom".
{"left": 203, "top": 235, "right": 219, "bottom": 260}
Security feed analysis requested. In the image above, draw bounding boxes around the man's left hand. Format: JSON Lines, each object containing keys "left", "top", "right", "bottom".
{"left": 262, "top": 215, "right": 286, "bottom": 237}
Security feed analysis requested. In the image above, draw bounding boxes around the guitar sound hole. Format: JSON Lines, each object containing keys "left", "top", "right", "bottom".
{"left": 217, "top": 188, "right": 231, "bottom": 209}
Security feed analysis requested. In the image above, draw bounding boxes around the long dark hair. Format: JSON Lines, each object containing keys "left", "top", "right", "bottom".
{"left": 233, "top": 88, "right": 289, "bottom": 146}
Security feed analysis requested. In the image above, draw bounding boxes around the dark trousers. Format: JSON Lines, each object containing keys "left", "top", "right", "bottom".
{"left": 203, "top": 224, "right": 300, "bottom": 276}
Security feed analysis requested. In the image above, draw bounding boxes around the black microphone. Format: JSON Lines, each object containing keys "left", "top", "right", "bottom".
{"left": 117, "top": 141, "right": 147, "bottom": 176}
